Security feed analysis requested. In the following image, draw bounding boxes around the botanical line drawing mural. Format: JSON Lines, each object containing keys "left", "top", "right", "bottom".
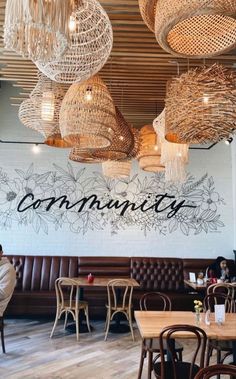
{"left": 0, "top": 163, "right": 225, "bottom": 236}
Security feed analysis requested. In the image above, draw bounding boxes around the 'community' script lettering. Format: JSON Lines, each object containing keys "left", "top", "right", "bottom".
{"left": 17, "top": 193, "right": 196, "bottom": 218}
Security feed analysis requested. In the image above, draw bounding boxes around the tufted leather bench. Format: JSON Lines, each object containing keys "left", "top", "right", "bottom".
{"left": 4, "top": 255, "right": 236, "bottom": 318}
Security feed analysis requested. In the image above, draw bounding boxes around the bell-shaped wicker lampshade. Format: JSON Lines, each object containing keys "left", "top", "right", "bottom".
{"left": 138, "top": 0, "right": 158, "bottom": 32}
{"left": 59, "top": 75, "right": 116, "bottom": 148}
{"left": 165, "top": 64, "right": 236, "bottom": 144}
{"left": 137, "top": 125, "right": 165, "bottom": 172}
{"left": 4, "top": 0, "right": 73, "bottom": 62}
{"left": 102, "top": 161, "right": 132, "bottom": 179}
{"left": 35, "top": 0, "right": 113, "bottom": 84}
{"left": 153, "top": 109, "right": 189, "bottom": 183}
{"left": 91, "top": 107, "right": 134, "bottom": 161}
{"left": 155, "top": 0, "right": 236, "bottom": 58}
{"left": 19, "top": 73, "right": 71, "bottom": 148}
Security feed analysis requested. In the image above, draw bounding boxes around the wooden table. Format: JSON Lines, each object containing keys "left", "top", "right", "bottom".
{"left": 184, "top": 279, "right": 207, "bottom": 291}
{"left": 135, "top": 311, "right": 236, "bottom": 364}
{"left": 67, "top": 277, "right": 139, "bottom": 334}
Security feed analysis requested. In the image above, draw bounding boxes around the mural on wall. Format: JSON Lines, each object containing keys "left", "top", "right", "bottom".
{"left": 0, "top": 163, "right": 225, "bottom": 236}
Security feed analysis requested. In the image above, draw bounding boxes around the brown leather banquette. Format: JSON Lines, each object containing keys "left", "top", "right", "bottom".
{"left": 5, "top": 255, "right": 235, "bottom": 319}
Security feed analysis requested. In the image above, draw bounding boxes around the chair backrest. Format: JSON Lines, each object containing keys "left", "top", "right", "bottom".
{"left": 139, "top": 292, "right": 172, "bottom": 311}
{"left": 159, "top": 324, "right": 207, "bottom": 379}
{"left": 194, "top": 364, "right": 236, "bottom": 379}
{"left": 106, "top": 279, "right": 133, "bottom": 310}
{"left": 55, "top": 277, "right": 80, "bottom": 309}
{"left": 207, "top": 283, "right": 231, "bottom": 296}
{"left": 203, "top": 293, "right": 234, "bottom": 313}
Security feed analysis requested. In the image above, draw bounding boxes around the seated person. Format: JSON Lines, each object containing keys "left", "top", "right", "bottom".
{"left": 206, "top": 256, "right": 230, "bottom": 282}
{"left": 0, "top": 244, "right": 16, "bottom": 317}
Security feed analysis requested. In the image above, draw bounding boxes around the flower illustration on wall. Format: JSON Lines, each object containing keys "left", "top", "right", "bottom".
{"left": 0, "top": 163, "right": 225, "bottom": 236}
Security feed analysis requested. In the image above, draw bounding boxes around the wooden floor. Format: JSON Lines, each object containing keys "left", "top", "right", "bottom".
{"left": 0, "top": 318, "right": 232, "bottom": 379}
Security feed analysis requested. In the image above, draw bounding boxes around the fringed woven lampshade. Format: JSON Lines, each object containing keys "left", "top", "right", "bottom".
{"left": 153, "top": 109, "right": 189, "bottom": 183}
{"left": 138, "top": 0, "right": 158, "bottom": 32}
{"left": 102, "top": 161, "right": 132, "bottom": 179}
{"left": 69, "top": 147, "right": 102, "bottom": 164}
{"left": 4, "top": 0, "right": 73, "bottom": 62}
{"left": 165, "top": 64, "right": 236, "bottom": 144}
{"left": 137, "top": 125, "right": 165, "bottom": 172}
{"left": 155, "top": 0, "right": 236, "bottom": 58}
{"left": 59, "top": 75, "right": 116, "bottom": 148}
{"left": 36, "top": 0, "right": 113, "bottom": 84}
{"left": 91, "top": 107, "right": 134, "bottom": 161}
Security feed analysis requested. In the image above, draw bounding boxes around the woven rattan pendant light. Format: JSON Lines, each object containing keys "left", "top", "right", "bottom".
{"left": 4, "top": 0, "right": 73, "bottom": 62}
{"left": 137, "top": 125, "right": 165, "bottom": 172}
{"left": 153, "top": 109, "right": 189, "bottom": 183}
{"left": 35, "top": 0, "right": 113, "bottom": 84}
{"left": 102, "top": 161, "right": 132, "bottom": 179}
{"left": 165, "top": 64, "right": 236, "bottom": 144}
{"left": 138, "top": 0, "right": 158, "bottom": 32}
{"left": 155, "top": 0, "right": 236, "bottom": 58}
{"left": 59, "top": 75, "right": 116, "bottom": 149}
{"left": 19, "top": 73, "right": 71, "bottom": 148}
{"left": 69, "top": 147, "right": 102, "bottom": 164}
{"left": 91, "top": 107, "right": 134, "bottom": 161}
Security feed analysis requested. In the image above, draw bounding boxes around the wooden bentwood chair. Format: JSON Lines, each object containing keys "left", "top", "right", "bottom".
{"left": 203, "top": 293, "right": 235, "bottom": 369}
{"left": 104, "top": 279, "right": 134, "bottom": 341}
{"left": 0, "top": 316, "right": 6, "bottom": 353}
{"left": 194, "top": 364, "right": 236, "bottom": 379}
{"left": 153, "top": 324, "right": 207, "bottom": 379}
{"left": 50, "top": 277, "right": 91, "bottom": 341}
{"left": 137, "top": 292, "right": 183, "bottom": 379}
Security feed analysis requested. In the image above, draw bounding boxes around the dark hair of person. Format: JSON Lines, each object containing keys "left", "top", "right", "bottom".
{"left": 208, "top": 256, "right": 227, "bottom": 278}
{"left": 0, "top": 244, "right": 2, "bottom": 251}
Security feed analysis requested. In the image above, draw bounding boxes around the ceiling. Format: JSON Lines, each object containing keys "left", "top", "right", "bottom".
{"left": 1, "top": 0, "right": 236, "bottom": 129}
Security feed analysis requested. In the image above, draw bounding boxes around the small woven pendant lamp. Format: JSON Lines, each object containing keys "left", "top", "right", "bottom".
{"left": 153, "top": 109, "right": 189, "bottom": 183}
{"left": 59, "top": 75, "right": 116, "bottom": 149}
{"left": 138, "top": 0, "right": 158, "bottom": 32}
{"left": 69, "top": 147, "right": 102, "bottom": 164}
{"left": 155, "top": 0, "right": 236, "bottom": 58}
{"left": 137, "top": 125, "right": 165, "bottom": 172}
{"left": 91, "top": 107, "right": 134, "bottom": 161}
{"left": 4, "top": 0, "right": 73, "bottom": 62}
{"left": 165, "top": 64, "right": 236, "bottom": 144}
{"left": 102, "top": 160, "right": 132, "bottom": 179}
{"left": 35, "top": 0, "right": 113, "bottom": 84}
{"left": 19, "top": 73, "right": 71, "bottom": 148}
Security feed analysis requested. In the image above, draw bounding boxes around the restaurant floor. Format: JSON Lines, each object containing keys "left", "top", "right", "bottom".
{"left": 0, "top": 318, "right": 231, "bottom": 379}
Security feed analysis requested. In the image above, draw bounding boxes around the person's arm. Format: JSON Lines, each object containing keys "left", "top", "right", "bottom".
{"left": 0, "top": 266, "right": 16, "bottom": 300}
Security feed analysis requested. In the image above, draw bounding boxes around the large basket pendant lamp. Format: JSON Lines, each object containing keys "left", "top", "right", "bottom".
{"left": 102, "top": 160, "right": 132, "bottom": 179}
{"left": 59, "top": 75, "right": 116, "bottom": 149}
{"left": 155, "top": 0, "right": 236, "bottom": 58}
{"left": 35, "top": 0, "right": 113, "bottom": 84}
{"left": 137, "top": 125, "right": 165, "bottom": 172}
{"left": 4, "top": 0, "right": 73, "bottom": 62}
{"left": 165, "top": 64, "right": 236, "bottom": 144}
{"left": 138, "top": 0, "right": 158, "bottom": 32}
{"left": 153, "top": 109, "right": 189, "bottom": 184}
{"left": 91, "top": 107, "right": 134, "bottom": 161}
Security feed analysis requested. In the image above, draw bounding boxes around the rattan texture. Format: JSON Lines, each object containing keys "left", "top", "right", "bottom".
{"left": 102, "top": 161, "right": 132, "bottom": 179}
{"left": 137, "top": 125, "right": 165, "bottom": 172}
{"left": 35, "top": 0, "right": 113, "bottom": 84}
{"left": 59, "top": 75, "right": 116, "bottom": 149}
{"left": 138, "top": 0, "right": 158, "bottom": 32}
{"left": 19, "top": 98, "right": 41, "bottom": 132}
{"left": 4, "top": 0, "right": 73, "bottom": 62}
{"left": 153, "top": 109, "right": 188, "bottom": 183}
{"left": 69, "top": 147, "right": 103, "bottom": 164}
{"left": 91, "top": 107, "right": 134, "bottom": 161}
{"left": 155, "top": 0, "right": 236, "bottom": 58}
{"left": 165, "top": 64, "right": 236, "bottom": 144}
